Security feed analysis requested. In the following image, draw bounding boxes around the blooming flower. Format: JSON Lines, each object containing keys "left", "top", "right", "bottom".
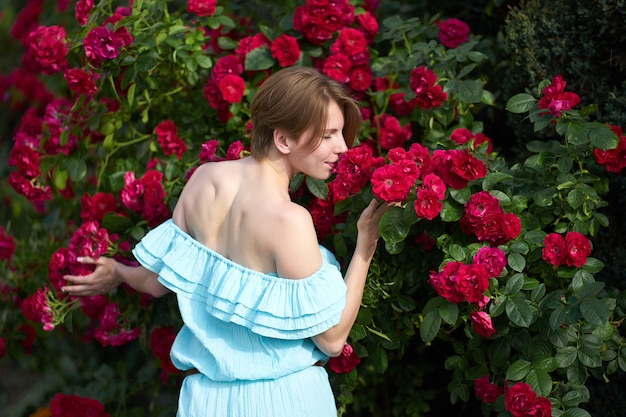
{"left": 155, "top": 120, "right": 188, "bottom": 159}
{"left": 504, "top": 382, "right": 537, "bottom": 417}
{"left": 293, "top": 0, "right": 355, "bottom": 45}
{"left": 469, "top": 311, "right": 496, "bottom": 338}
{"left": 23, "top": 25, "right": 68, "bottom": 75}
{"left": 75, "top": 0, "right": 94, "bottom": 26}
{"left": 564, "top": 231, "right": 591, "bottom": 267}
{"left": 270, "top": 34, "right": 300, "bottom": 67}
{"left": 187, "top": 0, "right": 217, "bottom": 17}
{"left": 327, "top": 343, "right": 361, "bottom": 373}
{"left": 473, "top": 246, "right": 506, "bottom": 278}
{"left": 537, "top": 74, "right": 580, "bottom": 117}
{"left": 473, "top": 375, "right": 504, "bottom": 403}
{"left": 593, "top": 124, "right": 626, "bottom": 173}
{"left": 436, "top": 18, "right": 470, "bottom": 49}
{"left": 149, "top": 326, "right": 180, "bottom": 382}
{"left": 63, "top": 68, "right": 97, "bottom": 96}
{"left": 218, "top": 74, "right": 246, "bottom": 103}
{"left": 371, "top": 163, "right": 415, "bottom": 203}
{"left": 49, "top": 393, "right": 110, "bottom": 417}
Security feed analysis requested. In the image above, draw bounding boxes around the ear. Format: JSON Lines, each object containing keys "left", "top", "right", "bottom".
{"left": 272, "top": 129, "right": 292, "bottom": 155}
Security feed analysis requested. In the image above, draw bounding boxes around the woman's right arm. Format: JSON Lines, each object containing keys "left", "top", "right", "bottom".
{"left": 62, "top": 256, "right": 169, "bottom": 298}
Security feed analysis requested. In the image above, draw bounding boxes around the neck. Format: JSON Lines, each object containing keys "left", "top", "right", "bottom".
{"left": 260, "top": 157, "right": 292, "bottom": 189}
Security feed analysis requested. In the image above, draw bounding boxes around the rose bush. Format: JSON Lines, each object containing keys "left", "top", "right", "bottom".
{"left": 1, "top": 1, "right": 625, "bottom": 416}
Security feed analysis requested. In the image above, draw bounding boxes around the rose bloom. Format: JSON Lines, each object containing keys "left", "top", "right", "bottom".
{"left": 270, "top": 34, "right": 300, "bottom": 67}
{"left": 412, "top": 85, "right": 448, "bottom": 110}
{"left": 150, "top": 326, "right": 180, "bottom": 379}
{"left": 409, "top": 66, "right": 437, "bottom": 95}
{"left": 327, "top": 343, "right": 361, "bottom": 374}
{"left": 564, "top": 231, "right": 591, "bottom": 267}
{"left": 455, "top": 263, "right": 489, "bottom": 304}
{"left": 433, "top": 149, "right": 486, "bottom": 190}
{"left": 75, "top": 0, "right": 94, "bottom": 26}
{"left": 525, "top": 396, "right": 552, "bottom": 417}
{"left": 437, "top": 18, "right": 470, "bottom": 49}
{"left": 429, "top": 261, "right": 465, "bottom": 304}
{"left": 218, "top": 74, "right": 246, "bottom": 103}
{"left": 0, "top": 226, "right": 15, "bottom": 262}
{"left": 371, "top": 163, "right": 414, "bottom": 203}
{"left": 349, "top": 65, "right": 373, "bottom": 91}
{"left": 9, "top": 0, "right": 43, "bottom": 42}
{"left": 80, "top": 192, "right": 118, "bottom": 223}
{"left": 23, "top": 25, "right": 68, "bottom": 75}
{"left": 187, "top": 0, "right": 217, "bottom": 16}
{"left": 235, "top": 33, "right": 270, "bottom": 58}
{"left": 292, "top": 0, "right": 355, "bottom": 45}
{"left": 355, "top": 11, "right": 378, "bottom": 44}
{"left": 460, "top": 191, "right": 503, "bottom": 233}
{"left": 155, "top": 120, "right": 188, "bottom": 159}
{"left": 473, "top": 246, "right": 506, "bottom": 278}
{"left": 504, "top": 382, "right": 537, "bottom": 417}
{"left": 376, "top": 114, "right": 412, "bottom": 150}
{"left": 593, "top": 125, "right": 626, "bottom": 173}
{"left": 322, "top": 54, "right": 352, "bottom": 83}
{"left": 542, "top": 233, "right": 566, "bottom": 266}
{"left": 63, "top": 68, "right": 97, "bottom": 95}
{"left": 450, "top": 127, "right": 473, "bottom": 145}
{"left": 537, "top": 74, "right": 580, "bottom": 117}
{"left": 469, "top": 311, "right": 496, "bottom": 338}
{"left": 8, "top": 144, "right": 40, "bottom": 179}
{"left": 199, "top": 139, "right": 220, "bottom": 162}
{"left": 473, "top": 375, "right": 503, "bottom": 403}
{"left": 414, "top": 188, "right": 443, "bottom": 220}
{"left": 83, "top": 25, "right": 124, "bottom": 63}
{"left": 50, "top": 393, "right": 110, "bottom": 417}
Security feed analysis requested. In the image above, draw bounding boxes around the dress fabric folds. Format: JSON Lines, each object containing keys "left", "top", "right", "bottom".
{"left": 132, "top": 220, "right": 347, "bottom": 417}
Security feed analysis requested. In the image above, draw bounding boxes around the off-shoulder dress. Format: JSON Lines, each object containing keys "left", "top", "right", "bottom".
{"left": 132, "top": 219, "right": 348, "bottom": 416}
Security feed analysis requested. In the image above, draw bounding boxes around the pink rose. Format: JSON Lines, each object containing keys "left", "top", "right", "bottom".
{"left": 564, "top": 231, "right": 591, "bottom": 267}
{"left": 473, "top": 246, "right": 506, "bottom": 278}
{"left": 473, "top": 375, "right": 503, "bottom": 403}
{"left": 436, "top": 18, "right": 470, "bottom": 49}
{"left": 504, "top": 382, "right": 537, "bottom": 417}
{"left": 542, "top": 233, "right": 566, "bottom": 266}
{"left": 327, "top": 343, "right": 361, "bottom": 374}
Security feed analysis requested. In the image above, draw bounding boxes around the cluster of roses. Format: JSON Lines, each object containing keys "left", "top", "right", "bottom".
{"left": 409, "top": 66, "right": 449, "bottom": 110}
{"left": 429, "top": 246, "right": 507, "bottom": 338}
{"left": 542, "top": 231, "right": 591, "bottom": 268}
{"left": 460, "top": 191, "right": 521, "bottom": 247}
{"left": 474, "top": 377, "right": 552, "bottom": 417}
{"left": 449, "top": 127, "right": 493, "bottom": 154}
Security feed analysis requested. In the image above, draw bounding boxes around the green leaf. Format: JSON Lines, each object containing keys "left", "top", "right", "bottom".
{"left": 526, "top": 369, "right": 552, "bottom": 397}
{"left": 505, "top": 359, "right": 532, "bottom": 381}
{"left": 481, "top": 172, "right": 513, "bottom": 190}
{"left": 555, "top": 346, "right": 578, "bottom": 368}
{"left": 458, "top": 79, "right": 483, "bottom": 103}
{"left": 420, "top": 309, "right": 442, "bottom": 342}
{"left": 588, "top": 122, "right": 619, "bottom": 150}
{"left": 245, "top": 46, "right": 275, "bottom": 71}
{"left": 507, "top": 253, "right": 526, "bottom": 273}
{"left": 64, "top": 158, "right": 87, "bottom": 182}
{"left": 305, "top": 176, "right": 328, "bottom": 199}
{"left": 506, "top": 93, "right": 536, "bottom": 113}
{"left": 506, "top": 296, "right": 536, "bottom": 327}
{"left": 447, "top": 244, "right": 466, "bottom": 261}
{"left": 438, "top": 302, "right": 459, "bottom": 325}
{"left": 561, "top": 388, "right": 590, "bottom": 408}
{"left": 196, "top": 54, "right": 213, "bottom": 69}
{"left": 566, "top": 188, "right": 585, "bottom": 209}
{"left": 560, "top": 408, "right": 592, "bottom": 417}
{"left": 533, "top": 356, "right": 558, "bottom": 372}
{"left": 579, "top": 298, "right": 611, "bottom": 326}
{"left": 439, "top": 200, "right": 463, "bottom": 222}
{"left": 380, "top": 207, "right": 410, "bottom": 244}
{"left": 505, "top": 273, "right": 524, "bottom": 294}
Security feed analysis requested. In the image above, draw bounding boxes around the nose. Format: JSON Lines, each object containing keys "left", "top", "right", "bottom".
{"left": 335, "top": 134, "right": 348, "bottom": 153}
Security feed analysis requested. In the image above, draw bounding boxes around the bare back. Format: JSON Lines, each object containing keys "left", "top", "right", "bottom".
{"left": 171, "top": 158, "right": 322, "bottom": 278}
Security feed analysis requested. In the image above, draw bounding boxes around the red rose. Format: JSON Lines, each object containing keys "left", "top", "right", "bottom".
{"left": 526, "top": 396, "right": 553, "bottom": 417}
{"left": 75, "top": 0, "right": 94, "bottom": 26}
{"left": 149, "top": 326, "right": 179, "bottom": 375}
{"left": 564, "top": 231, "right": 591, "bottom": 267}
{"left": 8, "top": 144, "right": 40, "bottom": 179}
{"left": 450, "top": 127, "right": 473, "bottom": 145}
{"left": 371, "top": 163, "right": 414, "bottom": 203}
{"left": 472, "top": 132, "right": 493, "bottom": 153}
{"left": 355, "top": 11, "right": 378, "bottom": 43}
{"left": 327, "top": 343, "right": 361, "bottom": 374}
{"left": 537, "top": 74, "right": 581, "bottom": 117}
{"left": 473, "top": 246, "right": 506, "bottom": 278}
{"left": 198, "top": 139, "right": 220, "bottom": 162}
{"left": 593, "top": 124, "right": 626, "bottom": 173}
{"left": 504, "top": 382, "right": 537, "bottom": 417}
{"left": 436, "top": 18, "right": 470, "bottom": 49}
{"left": 349, "top": 65, "right": 373, "bottom": 91}
{"left": 23, "top": 25, "right": 68, "bottom": 75}
{"left": 460, "top": 191, "right": 503, "bottom": 234}
{"left": 186, "top": 0, "right": 217, "bottom": 16}
{"left": 409, "top": 66, "right": 437, "bottom": 95}
{"left": 83, "top": 25, "right": 124, "bottom": 63}
{"left": 322, "top": 54, "right": 352, "bottom": 83}
{"left": 80, "top": 192, "right": 118, "bottom": 223}
{"left": 412, "top": 85, "right": 448, "bottom": 109}
{"left": 293, "top": 0, "right": 355, "bottom": 45}
{"left": 50, "top": 393, "right": 110, "bottom": 417}
{"left": 428, "top": 262, "right": 465, "bottom": 303}
{"left": 270, "top": 34, "right": 300, "bottom": 67}
{"left": 469, "top": 311, "right": 496, "bottom": 338}
{"left": 155, "top": 120, "right": 188, "bottom": 159}
{"left": 473, "top": 375, "right": 503, "bottom": 403}
{"left": 542, "top": 233, "right": 566, "bottom": 266}
{"left": 376, "top": 114, "right": 412, "bottom": 150}
{"left": 455, "top": 263, "right": 489, "bottom": 304}
{"left": 414, "top": 188, "right": 443, "bottom": 220}
{"left": 218, "top": 74, "right": 245, "bottom": 103}
{"left": 63, "top": 68, "right": 97, "bottom": 95}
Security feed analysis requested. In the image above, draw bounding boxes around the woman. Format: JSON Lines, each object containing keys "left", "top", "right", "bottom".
{"left": 63, "top": 66, "right": 392, "bottom": 416}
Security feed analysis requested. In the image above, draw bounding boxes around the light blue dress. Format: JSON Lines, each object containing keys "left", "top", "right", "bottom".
{"left": 132, "top": 219, "right": 347, "bottom": 416}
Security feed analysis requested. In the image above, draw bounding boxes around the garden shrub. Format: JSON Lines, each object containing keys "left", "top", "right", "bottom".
{"left": 1, "top": 1, "right": 626, "bottom": 417}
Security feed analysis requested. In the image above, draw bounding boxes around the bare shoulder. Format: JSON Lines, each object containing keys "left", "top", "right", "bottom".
{"left": 270, "top": 201, "right": 323, "bottom": 279}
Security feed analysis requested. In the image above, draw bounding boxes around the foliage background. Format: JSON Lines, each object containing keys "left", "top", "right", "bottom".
{"left": 1, "top": 0, "right": 626, "bottom": 416}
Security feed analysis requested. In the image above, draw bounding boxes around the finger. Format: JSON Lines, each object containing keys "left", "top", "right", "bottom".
{"left": 76, "top": 256, "right": 99, "bottom": 265}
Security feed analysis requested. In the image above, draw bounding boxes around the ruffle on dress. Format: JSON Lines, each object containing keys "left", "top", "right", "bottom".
{"left": 132, "top": 219, "right": 347, "bottom": 340}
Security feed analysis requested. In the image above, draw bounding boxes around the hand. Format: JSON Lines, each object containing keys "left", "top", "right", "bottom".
{"left": 355, "top": 199, "right": 395, "bottom": 255}
{"left": 62, "top": 256, "right": 122, "bottom": 297}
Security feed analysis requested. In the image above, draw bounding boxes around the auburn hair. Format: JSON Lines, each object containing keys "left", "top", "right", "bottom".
{"left": 249, "top": 66, "right": 361, "bottom": 159}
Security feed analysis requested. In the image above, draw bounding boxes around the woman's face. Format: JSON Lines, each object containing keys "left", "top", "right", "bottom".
{"left": 288, "top": 100, "right": 348, "bottom": 180}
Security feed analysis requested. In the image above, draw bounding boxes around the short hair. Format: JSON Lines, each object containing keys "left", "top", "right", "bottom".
{"left": 249, "top": 66, "right": 361, "bottom": 159}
